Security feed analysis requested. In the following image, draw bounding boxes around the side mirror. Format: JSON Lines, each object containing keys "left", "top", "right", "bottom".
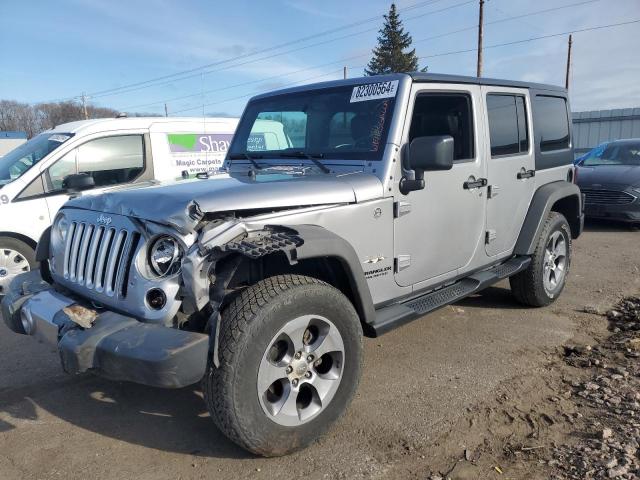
{"left": 400, "top": 135, "right": 454, "bottom": 194}
{"left": 63, "top": 173, "right": 95, "bottom": 192}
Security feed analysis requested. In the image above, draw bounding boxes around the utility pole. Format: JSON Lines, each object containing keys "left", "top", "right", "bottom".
{"left": 565, "top": 34, "right": 573, "bottom": 90}
{"left": 164, "top": 103, "right": 168, "bottom": 117}
{"left": 476, "top": 0, "right": 484, "bottom": 78}
{"left": 343, "top": 66, "right": 347, "bottom": 79}
{"left": 81, "top": 92, "right": 89, "bottom": 120}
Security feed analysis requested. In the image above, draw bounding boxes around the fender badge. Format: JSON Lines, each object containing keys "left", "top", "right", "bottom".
{"left": 373, "top": 207, "right": 382, "bottom": 218}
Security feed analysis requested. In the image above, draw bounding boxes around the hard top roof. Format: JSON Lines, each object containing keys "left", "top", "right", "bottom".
{"left": 251, "top": 72, "right": 565, "bottom": 101}
{"left": 408, "top": 72, "right": 566, "bottom": 92}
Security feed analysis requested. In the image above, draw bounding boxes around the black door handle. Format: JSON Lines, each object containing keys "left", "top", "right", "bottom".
{"left": 463, "top": 178, "right": 488, "bottom": 189}
{"left": 517, "top": 169, "right": 535, "bottom": 179}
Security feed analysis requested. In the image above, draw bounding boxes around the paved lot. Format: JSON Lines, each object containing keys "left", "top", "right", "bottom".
{"left": 0, "top": 221, "right": 638, "bottom": 480}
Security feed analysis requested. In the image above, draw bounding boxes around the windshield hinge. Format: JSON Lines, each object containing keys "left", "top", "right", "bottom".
{"left": 393, "top": 201, "right": 412, "bottom": 218}
{"left": 395, "top": 255, "right": 411, "bottom": 272}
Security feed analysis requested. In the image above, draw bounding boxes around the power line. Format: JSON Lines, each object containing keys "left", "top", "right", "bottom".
{"left": 122, "top": 57, "right": 363, "bottom": 111}
{"left": 53, "top": 0, "right": 448, "bottom": 102}
{"left": 171, "top": 18, "right": 640, "bottom": 115}
{"left": 416, "top": 18, "right": 640, "bottom": 61}
{"left": 169, "top": 69, "right": 345, "bottom": 115}
{"left": 121, "top": 0, "right": 602, "bottom": 112}
{"left": 91, "top": 0, "right": 474, "bottom": 102}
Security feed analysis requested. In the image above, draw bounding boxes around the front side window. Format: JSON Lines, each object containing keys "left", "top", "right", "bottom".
{"left": 534, "top": 95, "right": 570, "bottom": 152}
{"left": 0, "top": 133, "right": 73, "bottom": 186}
{"left": 229, "top": 82, "right": 398, "bottom": 161}
{"left": 486, "top": 94, "right": 529, "bottom": 156}
{"left": 45, "top": 135, "right": 144, "bottom": 192}
{"left": 409, "top": 93, "right": 474, "bottom": 161}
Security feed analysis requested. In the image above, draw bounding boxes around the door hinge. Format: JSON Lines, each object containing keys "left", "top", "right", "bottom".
{"left": 488, "top": 184, "right": 500, "bottom": 199}
{"left": 395, "top": 255, "right": 411, "bottom": 272}
{"left": 485, "top": 230, "right": 497, "bottom": 244}
{"left": 393, "top": 201, "right": 412, "bottom": 218}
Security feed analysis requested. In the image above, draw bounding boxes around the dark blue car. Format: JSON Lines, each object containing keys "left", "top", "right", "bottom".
{"left": 576, "top": 139, "right": 640, "bottom": 226}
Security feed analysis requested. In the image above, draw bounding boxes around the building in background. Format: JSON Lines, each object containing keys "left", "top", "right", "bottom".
{"left": 572, "top": 108, "right": 640, "bottom": 157}
{"left": 0, "top": 131, "right": 27, "bottom": 157}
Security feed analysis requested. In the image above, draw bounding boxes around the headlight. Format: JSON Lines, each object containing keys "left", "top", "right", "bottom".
{"left": 55, "top": 214, "right": 70, "bottom": 242}
{"left": 149, "top": 236, "right": 183, "bottom": 277}
{"left": 633, "top": 187, "right": 640, "bottom": 195}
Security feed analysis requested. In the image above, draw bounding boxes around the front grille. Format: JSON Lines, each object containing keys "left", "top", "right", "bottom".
{"left": 62, "top": 221, "right": 139, "bottom": 298}
{"left": 581, "top": 189, "right": 636, "bottom": 205}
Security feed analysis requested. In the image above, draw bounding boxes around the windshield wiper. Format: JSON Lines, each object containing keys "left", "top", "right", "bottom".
{"left": 280, "top": 151, "right": 331, "bottom": 174}
{"left": 228, "top": 153, "right": 264, "bottom": 170}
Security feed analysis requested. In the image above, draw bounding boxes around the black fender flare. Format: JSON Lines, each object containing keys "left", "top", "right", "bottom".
{"left": 35, "top": 226, "right": 51, "bottom": 262}
{"left": 514, "top": 181, "right": 583, "bottom": 255}
{"left": 291, "top": 224, "right": 376, "bottom": 327}
{"left": 208, "top": 224, "right": 376, "bottom": 367}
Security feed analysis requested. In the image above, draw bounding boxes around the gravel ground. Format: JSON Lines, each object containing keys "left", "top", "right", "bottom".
{"left": 0, "top": 219, "right": 638, "bottom": 480}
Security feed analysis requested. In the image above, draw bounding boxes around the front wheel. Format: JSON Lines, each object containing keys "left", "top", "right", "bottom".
{"left": 203, "top": 274, "right": 363, "bottom": 456}
{"left": 0, "top": 237, "right": 35, "bottom": 297}
{"left": 510, "top": 212, "right": 572, "bottom": 307}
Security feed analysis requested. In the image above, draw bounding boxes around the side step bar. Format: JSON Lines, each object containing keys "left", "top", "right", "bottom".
{"left": 369, "top": 256, "right": 531, "bottom": 336}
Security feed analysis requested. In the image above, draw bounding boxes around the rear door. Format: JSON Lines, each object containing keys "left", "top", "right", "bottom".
{"left": 482, "top": 87, "right": 535, "bottom": 257}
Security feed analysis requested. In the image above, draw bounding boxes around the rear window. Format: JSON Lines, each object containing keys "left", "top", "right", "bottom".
{"left": 534, "top": 95, "right": 570, "bottom": 152}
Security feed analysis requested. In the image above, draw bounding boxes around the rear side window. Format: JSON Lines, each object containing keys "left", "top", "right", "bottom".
{"left": 486, "top": 94, "right": 529, "bottom": 157}
{"left": 534, "top": 95, "right": 570, "bottom": 152}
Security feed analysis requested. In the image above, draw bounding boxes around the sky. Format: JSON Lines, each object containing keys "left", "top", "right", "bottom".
{"left": 1, "top": 0, "right": 639, "bottom": 116}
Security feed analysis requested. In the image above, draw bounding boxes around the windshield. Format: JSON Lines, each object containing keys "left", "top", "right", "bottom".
{"left": 582, "top": 141, "right": 640, "bottom": 167}
{"left": 0, "top": 132, "right": 73, "bottom": 186}
{"left": 228, "top": 81, "right": 399, "bottom": 162}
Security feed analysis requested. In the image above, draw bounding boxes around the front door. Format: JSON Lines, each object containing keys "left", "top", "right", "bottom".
{"left": 394, "top": 85, "right": 487, "bottom": 288}
{"left": 41, "top": 134, "right": 146, "bottom": 220}
{"left": 482, "top": 87, "right": 535, "bottom": 257}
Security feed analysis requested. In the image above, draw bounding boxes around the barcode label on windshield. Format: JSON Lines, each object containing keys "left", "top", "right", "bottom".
{"left": 350, "top": 80, "right": 399, "bottom": 103}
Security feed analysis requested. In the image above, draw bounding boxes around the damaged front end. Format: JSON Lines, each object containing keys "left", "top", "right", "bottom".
{"left": 1, "top": 202, "right": 305, "bottom": 387}
{"left": 182, "top": 217, "right": 304, "bottom": 365}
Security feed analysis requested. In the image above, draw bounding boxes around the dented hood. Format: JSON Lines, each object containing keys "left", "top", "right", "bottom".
{"left": 64, "top": 172, "right": 383, "bottom": 233}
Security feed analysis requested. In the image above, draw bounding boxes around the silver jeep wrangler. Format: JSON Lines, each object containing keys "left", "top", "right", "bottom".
{"left": 2, "top": 73, "right": 583, "bottom": 456}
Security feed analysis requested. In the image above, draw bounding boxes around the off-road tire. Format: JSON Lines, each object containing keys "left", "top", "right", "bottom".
{"left": 203, "top": 274, "right": 363, "bottom": 457}
{"left": 0, "top": 237, "right": 35, "bottom": 297}
{"left": 510, "top": 212, "right": 572, "bottom": 307}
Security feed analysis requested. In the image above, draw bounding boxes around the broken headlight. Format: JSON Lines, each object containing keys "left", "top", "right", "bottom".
{"left": 149, "top": 236, "right": 183, "bottom": 277}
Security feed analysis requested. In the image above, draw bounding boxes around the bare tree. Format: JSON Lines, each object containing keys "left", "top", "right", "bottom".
{"left": 0, "top": 99, "right": 123, "bottom": 138}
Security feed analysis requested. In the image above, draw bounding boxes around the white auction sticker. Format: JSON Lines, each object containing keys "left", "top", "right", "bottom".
{"left": 350, "top": 80, "right": 399, "bottom": 103}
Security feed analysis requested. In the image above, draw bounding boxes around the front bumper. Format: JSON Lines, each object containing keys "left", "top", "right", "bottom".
{"left": 584, "top": 201, "right": 640, "bottom": 223}
{"left": 1, "top": 271, "right": 209, "bottom": 388}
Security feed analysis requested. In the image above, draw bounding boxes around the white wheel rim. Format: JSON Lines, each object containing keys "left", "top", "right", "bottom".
{"left": 257, "top": 314, "right": 345, "bottom": 427}
{"left": 0, "top": 248, "right": 31, "bottom": 294}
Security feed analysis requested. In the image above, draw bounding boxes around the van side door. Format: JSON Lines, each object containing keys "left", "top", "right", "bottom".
{"left": 39, "top": 133, "right": 150, "bottom": 220}
{"left": 393, "top": 84, "right": 487, "bottom": 288}
{"left": 481, "top": 87, "right": 535, "bottom": 257}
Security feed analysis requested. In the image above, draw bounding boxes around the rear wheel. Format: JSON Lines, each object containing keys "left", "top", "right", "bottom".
{"left": 0, "top": 237, "right": 35, "bottom": 296}
{"left": 510, "top": 212, "right": 571, "bottom": 307}
{"left": 203, "top": 274, "right": 363, "bottom": 456}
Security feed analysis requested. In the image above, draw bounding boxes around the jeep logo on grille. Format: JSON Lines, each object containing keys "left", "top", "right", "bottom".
{"left": 96, "top": 214, "right": 112, "bottom": 226}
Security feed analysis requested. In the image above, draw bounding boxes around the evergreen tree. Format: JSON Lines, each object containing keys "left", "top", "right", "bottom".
{"left": 365, "top": 4, "right": 421, "bottom": 76}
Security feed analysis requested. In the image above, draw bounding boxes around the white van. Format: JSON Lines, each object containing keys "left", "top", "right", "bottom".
{"left": 0, "top": 116, "right": 238, "bottom": 293}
